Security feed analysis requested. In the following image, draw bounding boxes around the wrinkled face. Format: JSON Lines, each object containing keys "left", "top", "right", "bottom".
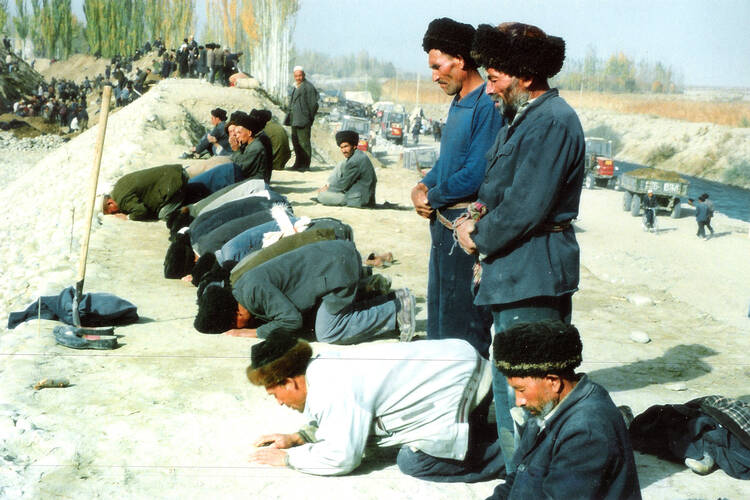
{"left": 235, "top": 125, "right": 252, "bottom": 145}
{"left": 428, "top": 49, "right": 463, "bottom": 96}
{"left": 227, "top": 125, "right": 240, "bottom": 150}
{"left": 293, "top": 70, "right": 304, "bottom": 85}
{"left": 339, "top": 142, "right": 356, "bottom": 158}
{"left": 507, "top": 375, "right": 559, "bottom": 418}
{"left": 266, "top": 380, "right": 306, "bottom": 412}
{"left": 486, "top": 68, "right": 528, "bottom": 108}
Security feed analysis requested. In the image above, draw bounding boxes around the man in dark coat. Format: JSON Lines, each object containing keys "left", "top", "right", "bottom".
{"left": 456, "top": 22, "right": 585, "bottom": 472}
{"left": 288, "top": 66, "right": 318, "bottom": 171}
{"left": 194, "top": 240, "right": 416, "bottom": 344}
{"left": 489, "top": 321, "right": 641, "bottom": 499}
{"left": 317, "top": 130, "right": 376, "bottom": 208}
{"left": 183, "top": 107, "right": 232, "bottom": 158}
{"left": 102, "top": 164, "right": 187, "bottom": 220}
{"left": 185, "top": 111, "right": 270, "bottom": 199}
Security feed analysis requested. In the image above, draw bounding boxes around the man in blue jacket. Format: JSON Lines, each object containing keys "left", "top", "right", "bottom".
{"left": 456, "top": 22, "right": 585, "bottom": 472}
{"left": 411, "top": 18, "right": 503, "bottom": 358}
{"left": 489, "top": 321, "right": 641, "bottom": 499}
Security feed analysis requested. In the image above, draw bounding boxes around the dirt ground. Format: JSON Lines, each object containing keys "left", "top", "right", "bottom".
{"left": 2, "top": 79, "right": 749, "bottom": 499}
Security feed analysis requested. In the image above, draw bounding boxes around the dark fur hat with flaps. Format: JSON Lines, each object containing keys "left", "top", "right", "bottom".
{"left": 335, "top": 130, "right": 359, "bottom": 147}
{"left": 250, "top": 109, "right": 272, "bottom": 127}
{"left": 164, "top": 232, "right": 195, "bottom": 279}
{"left": 229, "top": 111, "right": 265, "bottom": 136}
{"left": 195, "top": 265, "right": 231, "bottom": 297}
{"left": 191, "top": 252, "right": 221, "bottom": 286}
{"left": 210, "top": 107, "right": 227, "bottom": 121}
{"left": 422, "top": 17, "right": 477, "bottom": 68}
{"left": 194, "top": 281, "right": 236, "bottom": 333}
{"left": 246, "top": 333, "right": 313, "bottom": 387}
{"left": 493, "top": 320, "right": 582, "bottom": 378}
{"left": 471, "top": 23, "right": 565, "bottom": 79}
{"left": 166, "top": 209, "right": 194, "bottom": 241}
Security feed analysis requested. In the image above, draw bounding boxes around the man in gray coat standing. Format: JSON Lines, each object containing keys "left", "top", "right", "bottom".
{"left": 288, "top": 66, "right": 318, "bottom": 171}
{"left": 456, "top": 22, "right": 585, "bottom": 473}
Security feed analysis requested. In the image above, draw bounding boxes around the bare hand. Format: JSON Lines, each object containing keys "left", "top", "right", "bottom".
{"left": 455, "top": 219, "right": 477, "bottom": 254}
{"left": 253, "top": 433, "right": 303, "bottom": 449}
{"left": 223, "top": 328, "right": 257, "bottom": 338}
{"left": 207, "top": 134, "right": 216, "bottom": 144}
{"left": 249, "top": 447, "right": 288, "bottom": 467}
{"left": 181, "top": 274, "right": 193, "bottom": 283}
{"left": 410, "top": 183, "right": 433, "bottom": 219}
{"left": 318, "top": 184, "right": 329, "bottom": 193}
{"left": 113, "top": 213, "right": 128, "bottom": 220}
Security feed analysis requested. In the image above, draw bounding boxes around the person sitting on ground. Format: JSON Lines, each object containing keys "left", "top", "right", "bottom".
{"left": 185, "top": 110, "right": 270, "bottom": 201}
{"left": 246, "top": 333, "right": 503, "bottom": 481}
{"left": 194, "top": 239, "right": 416, "bottom": 344}
{"left": 181, "top": 107, "right": 232, "bottom": 159}
{"left": 316, "top": 130, "right": 376, "bottom": 208}
{"left": 488, "top": 320, "right": 641, "bottom": 499}
{"left": 102, "top": 164, "right": 187, "bottom": 221}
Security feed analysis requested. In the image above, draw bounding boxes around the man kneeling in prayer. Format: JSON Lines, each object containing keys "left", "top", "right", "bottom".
{"left": 488, "top": 321, "right": 641, "bottom": 499}
{"left": 247, "top": 333, "right": 504, "bottom": 480}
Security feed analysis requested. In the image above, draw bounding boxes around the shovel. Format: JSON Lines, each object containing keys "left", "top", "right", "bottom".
{"left": 55, "top": 85, "right": 116, "bottom": 343}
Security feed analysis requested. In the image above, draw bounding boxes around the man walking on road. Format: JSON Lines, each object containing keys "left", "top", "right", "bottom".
{"left": 411, "top": 18, "right": 503, "bottom": 358}
{"left": 288, "top": 66, "right": 318, "bottom": 171}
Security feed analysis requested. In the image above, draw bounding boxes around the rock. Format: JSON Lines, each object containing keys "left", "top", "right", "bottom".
{"left": 627, "top": 294, "right": 654, "bottom": 306}
{"left": 666, "top": 382, "right": 688, "bottom": 391}
{"left": 630, "top": 330, "right": 651, "bottom": 343}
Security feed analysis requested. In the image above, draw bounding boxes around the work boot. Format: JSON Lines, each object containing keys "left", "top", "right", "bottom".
{"left": 394, "top": 288, "right": 416, "bottom": 342}
{"left": 685, "top": 453, "right": 715, "bottom": 475}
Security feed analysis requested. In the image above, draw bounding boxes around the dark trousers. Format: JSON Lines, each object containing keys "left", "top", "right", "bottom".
{"left": 291, "top": 125, "right": 312, "bottom": 169}
{"left": 490, "top": 294, "right": 572, "bottom": 474}
{"left": 697, "top": 221, "right": 707, "bottom": 238}
{"left": 396, "top": 393, "right": 504, "bottom": 482}
{"left": 427, "top": 210, "right": 492, "bottom": 357}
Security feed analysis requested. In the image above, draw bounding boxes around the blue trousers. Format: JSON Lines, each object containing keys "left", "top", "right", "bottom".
{"left": 490, "top": 294, "right": 572, "bottom": 474}
{"left": 314, "top": 295, "right": 397, "bottom": 345}
{"left": 427, "top": 209, "right": 492, "bottom": 357}
{"left": 187, "top": 162, "right": 239, "bottom": 199}
{"left": 215, "top": 217, "right": 299, "bottom": 266}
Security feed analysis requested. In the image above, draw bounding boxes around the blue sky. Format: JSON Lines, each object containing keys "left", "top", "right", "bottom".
{"left": 66, "top": 0, "right": 750, "bottom": 87}
{"left": 291, "top": 0, "right": 750, "bottom": 88}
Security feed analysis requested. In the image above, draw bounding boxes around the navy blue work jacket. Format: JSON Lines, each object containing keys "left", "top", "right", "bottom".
{"left": 473, "top": 89, "right": 585, "bottom": 306}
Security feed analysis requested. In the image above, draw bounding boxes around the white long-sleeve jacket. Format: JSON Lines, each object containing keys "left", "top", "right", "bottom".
{"left": 286, "top": 339, "right": 489, "bottom": 475}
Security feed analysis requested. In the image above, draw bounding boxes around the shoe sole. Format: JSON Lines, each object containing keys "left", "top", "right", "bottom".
{"left": 399, "top": 291, "right": 416, "bottom": 342}
{"left": 54, "top": 325, "right": 118, "bottom": 350}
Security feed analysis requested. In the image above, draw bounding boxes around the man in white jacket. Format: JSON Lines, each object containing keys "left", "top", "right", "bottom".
{"left": 247, "top": 334, "right": 504, "bottom": 481}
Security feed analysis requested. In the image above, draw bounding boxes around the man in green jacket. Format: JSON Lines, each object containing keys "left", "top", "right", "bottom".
{"left": 102, "top": 164, "right": 187, "bottom": 221}
{"left": 317, "top": 131, "right": 376, "bottom": 208}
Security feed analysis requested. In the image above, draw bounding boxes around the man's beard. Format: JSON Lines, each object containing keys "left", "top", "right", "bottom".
{"left": 530, "top": 398, "right": 557, "bottom": 427}
{"left": 494, "top": 79, "right": 530, "bottom": 122}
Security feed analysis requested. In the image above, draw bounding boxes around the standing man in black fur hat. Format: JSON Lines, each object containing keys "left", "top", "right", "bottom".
{"left": 412, "top": 18, "right": 503, "bottom": 359}
{"left": 488, "top": 321, "right": 641, "bottom": 499}
{"left": 455, "top": 22, "right": 586, "bottom": 474}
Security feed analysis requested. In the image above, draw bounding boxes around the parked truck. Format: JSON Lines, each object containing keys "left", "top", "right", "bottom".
{"left": 618, "top": 167, "right": 689, "bottom": 218}
{"left": 583, "top": 137, "right": 616, "bottom": 189}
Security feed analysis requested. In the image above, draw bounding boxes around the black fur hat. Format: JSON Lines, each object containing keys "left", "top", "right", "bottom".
{"left": 166, "top": 210, "right": 194, "bottom": 241}
{"left": 335, "top": 130, "right": 359, "bottom": 147}
{"left": 164, "top": 232, "right": 195, "bottom": 279}
{"left": 211, "top": 107, "right": 227, "bottom": 121}
{"left": 192, "top": 252, "right": 221, "bottom": 286}
{"left": 493, "top": 320, "right": 582, "bottom": 378}
{"left": 422, "top": 17, "right": 477, "bottom": 68}
{"left": 247, "top": 334, "right": 313, "bottom": 387}
{"left": 196, "top": 266, "right": 231, "bottom": 296}
{"left": 194, "top": 282, "right": 237, "bottom": 333}
{"left": 250, "top": 109, "right": 272, "bottom": 128}
{"left": 229, "top": 111, "right": 264, "bottom": 136}
{"left": 471, "top": 23, "right": 565, "bottom": 79}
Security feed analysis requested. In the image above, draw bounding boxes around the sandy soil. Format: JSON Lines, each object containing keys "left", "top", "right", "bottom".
{"left": 1, "top": 79, "right": 749, "bottom": 499}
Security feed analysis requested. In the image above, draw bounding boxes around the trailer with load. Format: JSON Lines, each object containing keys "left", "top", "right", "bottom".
{"left": 618, "top": 167, "right": 689, "bottom": 218}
